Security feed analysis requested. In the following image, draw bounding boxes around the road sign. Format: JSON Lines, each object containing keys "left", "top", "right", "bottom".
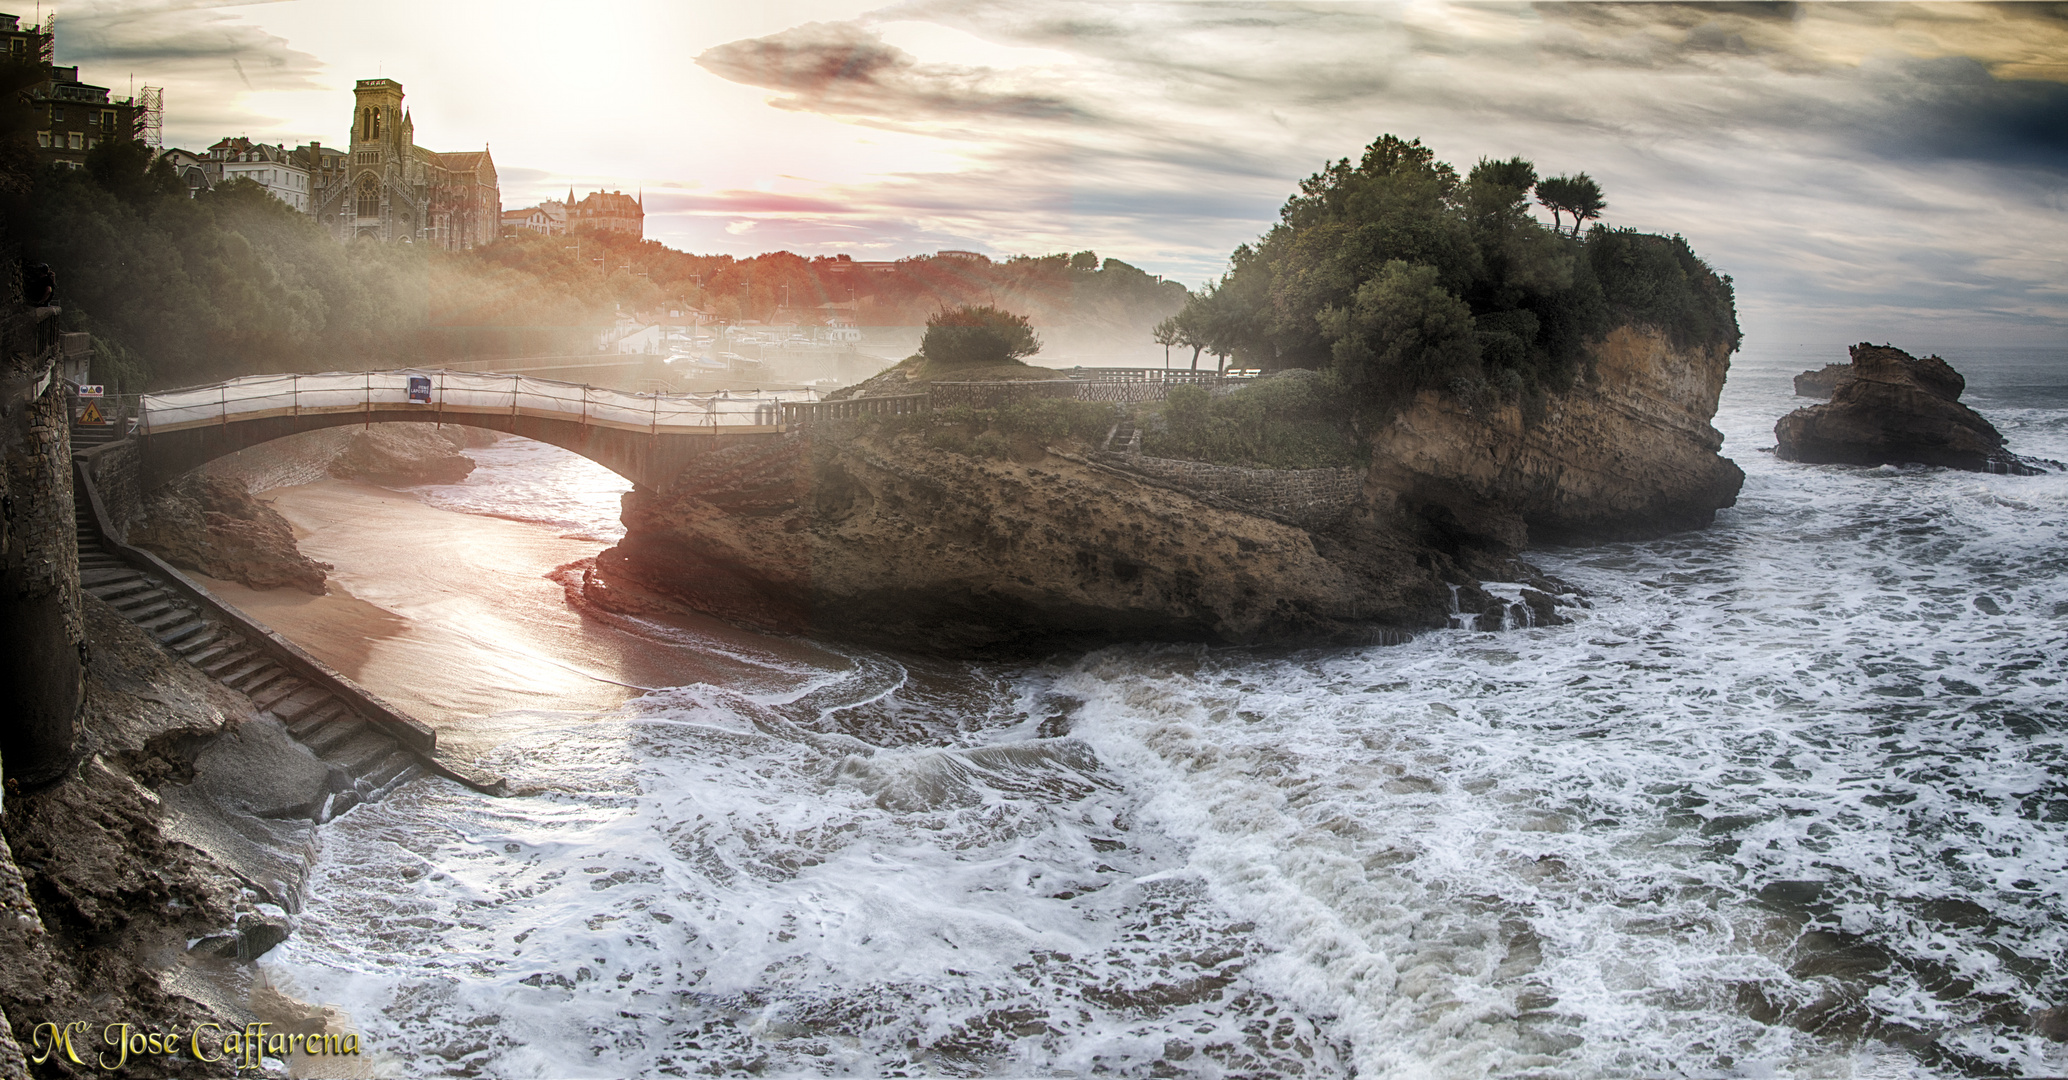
{"left": 77, "top": 384, "right": 104, "bottom": 397}
{"left": 78, "top": 401, "right": 106, "bottom": 425}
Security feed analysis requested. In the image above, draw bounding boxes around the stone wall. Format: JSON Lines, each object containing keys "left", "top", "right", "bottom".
{"left": 1092, "top": 451, "right": 1364, "bottom": 530}
{"left": 928, "top": 380, "right": 1080, "bottom": 409}
{"left": 1, "top": 318, "right": 82, "bottom": 786}
{"left": 77, "top": 438, "right": 141, "bottom": 540}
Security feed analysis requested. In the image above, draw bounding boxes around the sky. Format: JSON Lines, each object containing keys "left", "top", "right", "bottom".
{"left": 43, "top": 0, "right": 2068, "bottom": 348}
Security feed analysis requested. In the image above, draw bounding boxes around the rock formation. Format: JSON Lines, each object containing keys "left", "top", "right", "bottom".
{"left": 1793, "top": 363, "right": 1853, "bottom": 398}
{"left": 1775, "top": 343, "right": 2047, "bottom": 474}
{"left": 130, "top": 474, "right": 333, "bottom": 593}
{"left": 1365, "top": 326, "right": 1744, "bottom": 548}
{"left": 585, "top": 325, "right": 1736, "bottom": 651}
{"left": 327, "top": 424, "right": 478, "bottom": 486}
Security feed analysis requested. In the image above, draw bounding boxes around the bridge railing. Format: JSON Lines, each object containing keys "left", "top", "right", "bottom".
{"left": 781, "top": 393, "right": 930, "bottom": 427}
{"left": 139, "top": 370, "right": 818, "bottom": 436}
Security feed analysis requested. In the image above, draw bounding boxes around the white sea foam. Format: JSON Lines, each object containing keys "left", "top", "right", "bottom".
{"left": 266, "top": 347, "right": 2068, "bottom": 1077}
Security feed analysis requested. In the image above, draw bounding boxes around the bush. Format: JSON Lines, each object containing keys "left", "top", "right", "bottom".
{"left": 917, "top": 305, "right": 1041, "bottom": 369}
{"left": 1141, "top": 370, "right": 1360, "bottom": 469}
{"left": 1585, "top": 228, "right": 1741, "bottom": 353}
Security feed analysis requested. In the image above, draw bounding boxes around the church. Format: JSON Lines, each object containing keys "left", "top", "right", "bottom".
{"left": 312, "top": 78, "right": 500, "bottom": 250}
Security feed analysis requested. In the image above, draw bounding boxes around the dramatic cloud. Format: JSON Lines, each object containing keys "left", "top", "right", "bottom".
{"left": 51, "top": 1, "right": 2068, "bottom": 347}
{"left": 695, "top": 21, "right": 1088, "bottom": 124}
{"left": 690, "top": 2, "right": 2068, "bottom": 344}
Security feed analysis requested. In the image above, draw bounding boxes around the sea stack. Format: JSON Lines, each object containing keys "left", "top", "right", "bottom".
{"left": 1774, "top": 343, "right": 2044, "bottom": 474}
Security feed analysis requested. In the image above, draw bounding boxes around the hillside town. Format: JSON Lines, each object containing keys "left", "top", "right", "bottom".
{"left": 5, "top": 11, "right": 637, "bottom": 250}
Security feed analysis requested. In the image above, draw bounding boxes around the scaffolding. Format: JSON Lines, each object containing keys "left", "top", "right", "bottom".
{"left": 137, "top": 86, "right": 163, "bottom": 150}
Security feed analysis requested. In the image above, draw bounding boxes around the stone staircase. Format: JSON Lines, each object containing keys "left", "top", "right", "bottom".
{"left": 1102, "top": 414, "right": 1142, "bottom": 456}
{"left": 74, "top": 504, "right": 423, "bottom": 822}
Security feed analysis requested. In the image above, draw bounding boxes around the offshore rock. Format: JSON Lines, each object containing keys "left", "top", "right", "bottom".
{"left": 1793, "top": 363, "right": 1853, "bottom": 399}
{"left": 584, "top": 432, "right": 1529, "bottom": 653}
{"left": 130, "top": 474, "right": 332, "bottom": 594}
{"left": 1365, "top": 326, "right": 1744, "bottom": 547}
{"left": 327, "top": 424, "right": 476, "bottom": 486}
{"left": 1775, "top": 343, "right": 2044, "bottom": 474}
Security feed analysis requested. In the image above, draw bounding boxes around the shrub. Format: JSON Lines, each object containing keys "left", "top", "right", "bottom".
{"left": 917, "top": 305, "right": 1041, "bottom": 369}
{"left": 1142, "top": 370, "right": 1360, "bottom": 469}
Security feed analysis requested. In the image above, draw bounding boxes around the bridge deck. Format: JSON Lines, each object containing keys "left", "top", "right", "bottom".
{"left": 141, "top": 369, "right": 812, "bottom": 437}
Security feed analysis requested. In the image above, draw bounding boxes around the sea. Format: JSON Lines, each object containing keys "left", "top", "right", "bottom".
{"left": 257, "top": 344, "right": 2068, "bottom": 1078}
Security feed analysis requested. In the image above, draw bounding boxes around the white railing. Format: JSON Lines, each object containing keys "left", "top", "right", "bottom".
{"left": 138, "top": 370, "right": 819, "bottom": 437}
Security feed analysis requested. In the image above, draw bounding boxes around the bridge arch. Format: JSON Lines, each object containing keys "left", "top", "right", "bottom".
{"left": 134, "top": 370, "right": 805, "bottom": 492}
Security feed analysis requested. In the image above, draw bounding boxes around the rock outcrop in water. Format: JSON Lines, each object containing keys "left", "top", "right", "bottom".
{"left": 1793, "top": 363, "right": 1853, "bottom": 399}
{"left": 130, "top": 474, "right": 333, "bottom": 594}
{"left": 327, "top": 424, "right": 478, "bottom": 486}
{"left": 1775, "top": 344, "right": 2048, "bottom": 474}
{"left": 585, "top": 326, "right": 1735, "bottom": 651}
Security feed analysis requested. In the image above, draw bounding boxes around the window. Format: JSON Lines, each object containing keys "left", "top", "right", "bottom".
{"left": 35, "top": 130, "right": 49, "bottom": 147}
{"left": 85, "top": 137, "right": 96, "bottom": 150}
{"left": 68, "top": 132, "right": 81, "bottom": 149}
{"left": 50, "top": 105, "right": 62, "bottom": 122}
{"left": 100, "top": 110, "right": 112, "bottom": 128}
{"left": 356, "top": 177, "right": 380, "bottom": 220}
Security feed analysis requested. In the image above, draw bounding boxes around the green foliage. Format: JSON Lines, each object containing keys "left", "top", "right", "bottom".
{"left": 1586, "top": 228, "right": 1742, "bottom": 353}
{"left": 1141, "top": 370, "right": 1361, "bottom": 469}
{"left": 1536, "top": 173, "right": 1606, "bottom": 238}
{"left": 997, "top": 397, "right": 1115, "bottom": 443}
{"left": 1318, "top": 261, "right": 1481, "bottom": 403}
{"left": 918, "top": 304, "right": 1042, "bottom": 369}
{"left": 1172, "top": 133, "right": 1736, "bottom": 415}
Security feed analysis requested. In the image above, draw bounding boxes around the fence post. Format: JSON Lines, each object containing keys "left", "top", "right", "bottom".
{"left": 437, "top": 371, "right": 445, "bottom": 430}
{"left": 650, "top": 390, "right": 658, "bottom": 436}
{"left": 364, "top": 371, "right": 372, "bottom": 428}
{"left": 511, "top": 374, "right": 520, "bottom": 418}
{"left": 219, "top": 382, "right": 227, "bottom": 427}
{"left": 293, "top": 373, "right": 300, "bottom": 418}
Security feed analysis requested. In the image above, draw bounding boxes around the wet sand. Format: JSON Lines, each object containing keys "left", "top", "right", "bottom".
{"left": 205, "top": 478, "right": 828, "bottom": 762}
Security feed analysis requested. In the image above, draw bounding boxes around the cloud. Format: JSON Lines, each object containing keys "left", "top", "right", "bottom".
{"left": 53, "top": 0, "right": 325, "bottom": 90}
{"left": 678, "top": 1, "right": 2068, "bottom": 341}
{"left": 695, "top": 21, "right": 1088, "bottom": 124}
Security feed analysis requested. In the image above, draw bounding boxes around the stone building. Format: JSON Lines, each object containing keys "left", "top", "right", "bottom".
{"left": 310, "top": 78, "right": 499, "bottom": 249}
{"left": 1, "top": 14, "right": 143, "bottom": 169}
{"left": 570, "top": 188, "right": 643, "bottom": 238}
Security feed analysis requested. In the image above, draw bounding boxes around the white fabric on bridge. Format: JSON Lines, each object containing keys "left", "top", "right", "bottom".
{"left": 139, "top": 370, "right": 816, "bottom": 435}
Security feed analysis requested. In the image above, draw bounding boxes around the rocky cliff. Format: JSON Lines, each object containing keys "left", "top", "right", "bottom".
{"left": 1365, "top": 326, "right": 1743, "bottom": 548}
{"left": 587, "top": 325, "right": 1740, "bottom": 651}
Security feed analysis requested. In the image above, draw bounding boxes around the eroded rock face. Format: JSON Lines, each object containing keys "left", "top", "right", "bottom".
{"left": 1775, "top": 343, "right": 2043, "bottom": 474}
{"left": 1365, "top": 326, "right": 1745, "bottom": 547}
{"left": 130, "top": 474, "right": 332, "bottom": 594}
{"left": 1793, "top": 363, "right": 1853, "bottom": 399}
{"left": 586, "top": 433, "right": 1544, "bottom": 653}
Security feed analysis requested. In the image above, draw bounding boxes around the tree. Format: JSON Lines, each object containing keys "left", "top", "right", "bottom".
{"left": 918, "top": 304, "right": 1041, "bottom": 368}
{"left": 1536, "top": 173, "right": 1606, "bottom": 238}
{"left": 1152, "top": 315, "right": 1180, "bottom": 368}
{"left": 1318, "top": 260, "right": 1481, "bottom": 402}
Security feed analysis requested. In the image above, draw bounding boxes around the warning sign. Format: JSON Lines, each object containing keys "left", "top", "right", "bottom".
{"left": 77, "top": 401, "right": 106, "bottom": 425}
{"left": 76, "top": 384, "right": 104, "bottom": 398}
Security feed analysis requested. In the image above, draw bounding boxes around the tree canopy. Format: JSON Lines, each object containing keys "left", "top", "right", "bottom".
{"left": 1164, "top": 134, "right": 1739, "bottom": 412}
{"left": 918, "top": 305, "right": 1042, "bottom": 369}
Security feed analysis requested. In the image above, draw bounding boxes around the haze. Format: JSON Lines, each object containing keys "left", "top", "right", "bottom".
{"left": 51, "top": 1, "right": 2068, "bottom": 346}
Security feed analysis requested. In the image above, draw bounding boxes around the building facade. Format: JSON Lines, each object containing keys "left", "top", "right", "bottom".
{"left": 3, "top": 15, "right": 143, "bottom": 169}
{"left": 209, "top": 138, "right": 312, "bottom": 211}
{"left": 570, "top": 189, "right": 643, "bottom": 238}
{"left": 503, "top": 198, "right": 568, "bottom": 237}
{"left": 309, "top": 78, "right": 499, "bottom": 249}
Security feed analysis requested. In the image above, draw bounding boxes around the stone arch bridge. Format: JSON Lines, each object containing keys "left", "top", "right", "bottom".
{"left": 127, "top": 370, "right": 859, "bottom": 491}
